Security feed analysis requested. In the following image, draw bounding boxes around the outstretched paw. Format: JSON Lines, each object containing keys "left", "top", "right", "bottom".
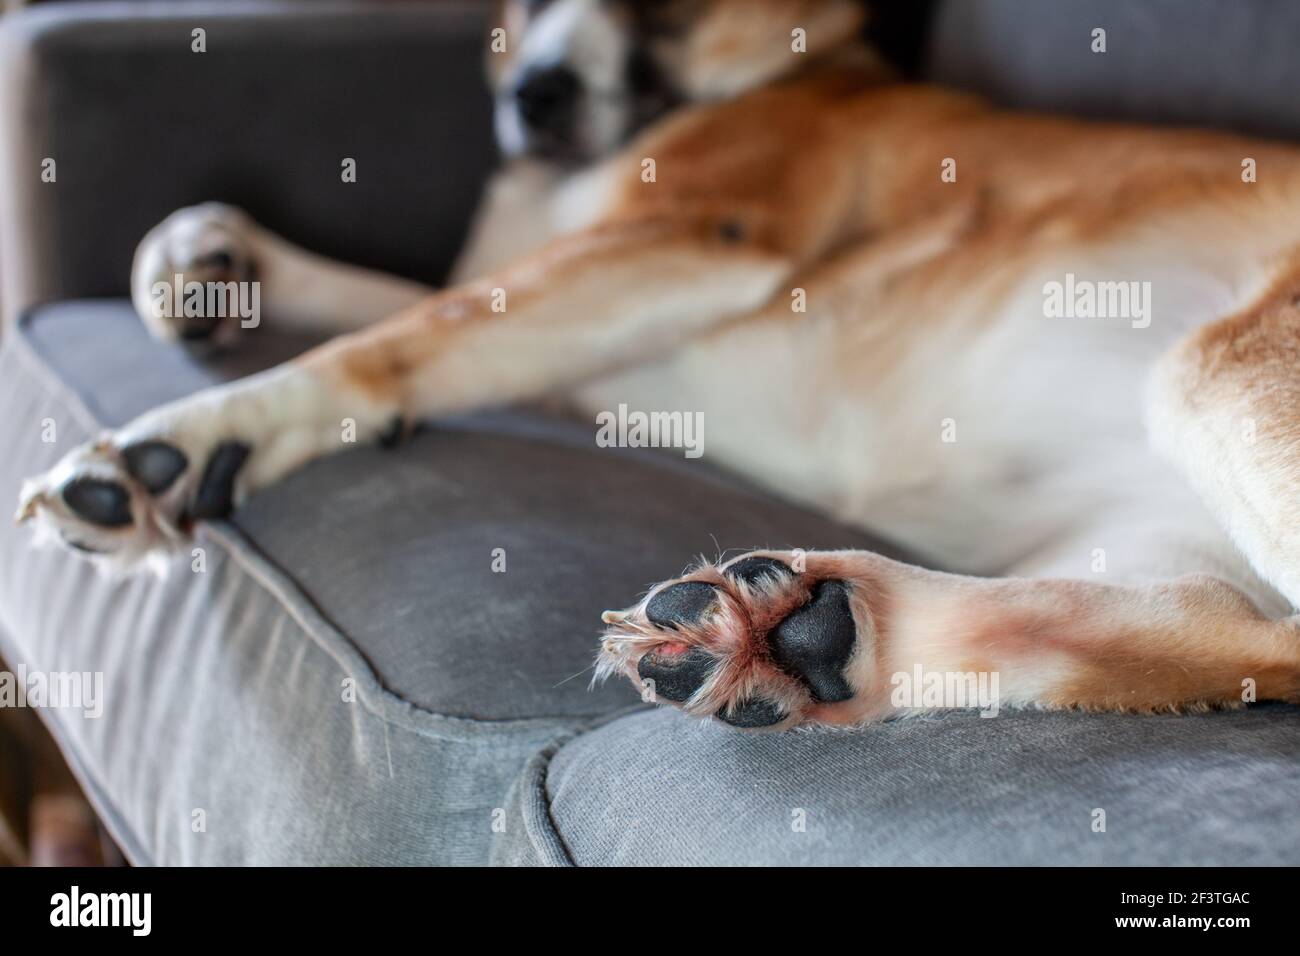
{"left": 15, "top": 415, "right": 255, "bottom": 567}
{"left": 597, "top": 551, "right": 875, "bottom": 730}
{"left": 131, "top": 202, "right": 259, "bottom": 345}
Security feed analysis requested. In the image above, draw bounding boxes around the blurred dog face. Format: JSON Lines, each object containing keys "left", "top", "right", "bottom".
{"left": 489, "top": 0, "right": 867, "bottom": 163}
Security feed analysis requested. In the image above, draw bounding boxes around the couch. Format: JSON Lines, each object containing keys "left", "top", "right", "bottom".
{"left": 1, "top": 0, "right": 1296, "bottom": 865}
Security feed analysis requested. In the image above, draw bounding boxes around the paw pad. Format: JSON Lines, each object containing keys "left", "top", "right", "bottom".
{"left": 716, "top": 696, "right": 786, "bottom": 728}
{"left": 638, "top": 646, "right": 717, "bottom": 701}
{"left": 61, "top": 477, "right": 132, "bottom": 528}
{"left": 122, "top": 441, "right": 188, "bottom": 494}
{"left": 646, "top": 581, "right": 719, "bottom": 628}
{"left": 769, "top": 580, "right": 857, "bottom": 703}
{"left": 601, "top": 553, "right": 865, "bottom": 730}
{"left": 724, "top": 555, "right": 794, "bottom": 586}
{"left": 188, "top": 442, "right": 251, "bottom": 520}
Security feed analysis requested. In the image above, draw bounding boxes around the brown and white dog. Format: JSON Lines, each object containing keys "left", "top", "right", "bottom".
{"left": 15, "top": 0, "right": 1300, "bottom": 729}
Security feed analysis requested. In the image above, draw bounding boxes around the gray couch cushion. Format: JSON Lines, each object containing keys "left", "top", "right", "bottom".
{"left": 929, "top": 0, "right": 1300, "bottom": 142}
{"left": 0, "top": 299, "right": 888, "bottom": 863}
{"left": 496, "top": 705, "right": 1300, "bottom": 866}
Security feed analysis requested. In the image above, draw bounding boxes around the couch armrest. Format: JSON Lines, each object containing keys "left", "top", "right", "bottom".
{"left": 0, "top": 0, "right": 496, "bottom": 327}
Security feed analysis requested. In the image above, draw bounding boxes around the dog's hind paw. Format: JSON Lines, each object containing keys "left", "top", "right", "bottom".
{"left": 597, "top": 551, "right": 878, "bottom": 730}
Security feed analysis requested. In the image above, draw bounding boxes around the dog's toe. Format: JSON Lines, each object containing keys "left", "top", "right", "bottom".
{"left": 638, "top": 645, "right": 718, "bottom": 701}
{"left": 122, "top": 440, "right": 189, "bottom": 494}
{"left": 723, "top": 555, "right": 794, "bottom": 586}
{"left": 61, "top": 477, "right": 133, "bottom": 528}
{"left": 716, "top": 696, "right": 787, "bottom": 728}
{"left": 646, "top": 581, "right": 719, "bottom": 628}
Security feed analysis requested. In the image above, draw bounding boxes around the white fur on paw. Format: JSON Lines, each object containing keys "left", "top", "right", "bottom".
{"left": 130, "top": 202, "right": 258, "bottom": 345}
{"left": 16, "top": 437, "right": 190, "bottom": 572}
{"left": 14, "top": 403, "right": 263, "bottom": 571}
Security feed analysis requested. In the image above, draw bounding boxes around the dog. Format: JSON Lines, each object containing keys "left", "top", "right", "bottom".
{"left": 15, "top": 0, "right": 1300, "bottom": 730}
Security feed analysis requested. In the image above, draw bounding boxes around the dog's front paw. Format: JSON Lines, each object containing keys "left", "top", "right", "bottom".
{"left": 597, "top": 552, "right": 874, "bottom": 730}
{"left": 131, "top": 202, "right": 259, "bottom": 345}
{"left": 15, "top": 413, "right": 254, "bottom": 568}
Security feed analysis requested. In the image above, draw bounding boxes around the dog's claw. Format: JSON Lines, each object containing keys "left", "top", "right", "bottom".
{"left": 14, "top": 493, "right": 40, "bottom": 525}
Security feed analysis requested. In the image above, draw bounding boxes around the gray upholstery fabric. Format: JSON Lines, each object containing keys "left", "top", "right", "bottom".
{"left": 0, "top": 1, "right": 497, "bottom": 327}
{"left": 495, "top": 706, "right": 1300, "bottom": 866}
{"left": 0, "top": 302, "right": 888, "bottom": 862}
{"left": 929, "top": 0, "right": 1300, "bottom": 141}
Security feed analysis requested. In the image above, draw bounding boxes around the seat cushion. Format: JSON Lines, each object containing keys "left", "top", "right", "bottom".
{"left": 496, "top": 704, "right": 1300, "bottom": 866}
{"left": 0, "top": 299, "right": 888, "bottom": 864}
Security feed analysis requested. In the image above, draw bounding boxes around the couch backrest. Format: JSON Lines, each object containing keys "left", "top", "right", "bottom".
{"left": 6, "top": 0, "right": 1299, "bottom": 329}
{"left": 0, "top": 1, "right": 497, "bottom": 327}
{"left": 927, "top": 0, "right": 1300, "bottom": 142}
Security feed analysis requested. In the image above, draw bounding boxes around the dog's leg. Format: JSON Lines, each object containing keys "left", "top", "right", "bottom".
{"left": 18, "top": 215, "right": 791, "bottom": 564}
{"left": 598, "top": 548, "right": 1300, "bottom": 730}
{"left": 1148, "top": 268, "right": 1300, "bottom": 609}
{"left": 131, "top": 203, "right": 433, "bottom": 344}
{"left": 595, "top": 257, "right": 1300, "bottom": 731}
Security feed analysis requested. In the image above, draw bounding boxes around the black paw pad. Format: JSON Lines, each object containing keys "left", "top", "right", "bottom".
{"left": 768, "top": 579, "right": 857, "bottom": 703}
{"left": 646, "top": 582, "right": 718, "bottom": 628}
{"left": 193, "top": 250, "right": 236, "bottom": 273}
{"left": 188, "top": 441, "right": 251, "bottom": 520}
{"left": 178, "top": 314, "right": 224, "bottom": 341}
{"left": 62, "top": 477, "right": 132, "bottom": 528}
{"left": 724, "top": 555, "right": 794, "bottom": 587}
{"left": 716, "top": 697, "right": 786, "bottom": 728}
{"left": 637, "top": 647, "right": 717, "bottom": 702}
{"left": 122, "top": 441, "right": 188, "bottom": 494}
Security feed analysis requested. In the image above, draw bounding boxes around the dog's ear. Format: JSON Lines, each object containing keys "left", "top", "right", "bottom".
{"left": 671, "top": 0, "right": 870, "bottom": 100}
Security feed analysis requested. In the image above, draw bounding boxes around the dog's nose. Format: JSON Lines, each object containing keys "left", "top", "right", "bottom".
{"left": 514, "top": 65, "right": 580, "bottom": 135}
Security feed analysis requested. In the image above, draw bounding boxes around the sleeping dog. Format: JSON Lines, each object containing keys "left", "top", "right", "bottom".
{"left": 16, "top": 0, "right": 1300, "bottom": 729}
